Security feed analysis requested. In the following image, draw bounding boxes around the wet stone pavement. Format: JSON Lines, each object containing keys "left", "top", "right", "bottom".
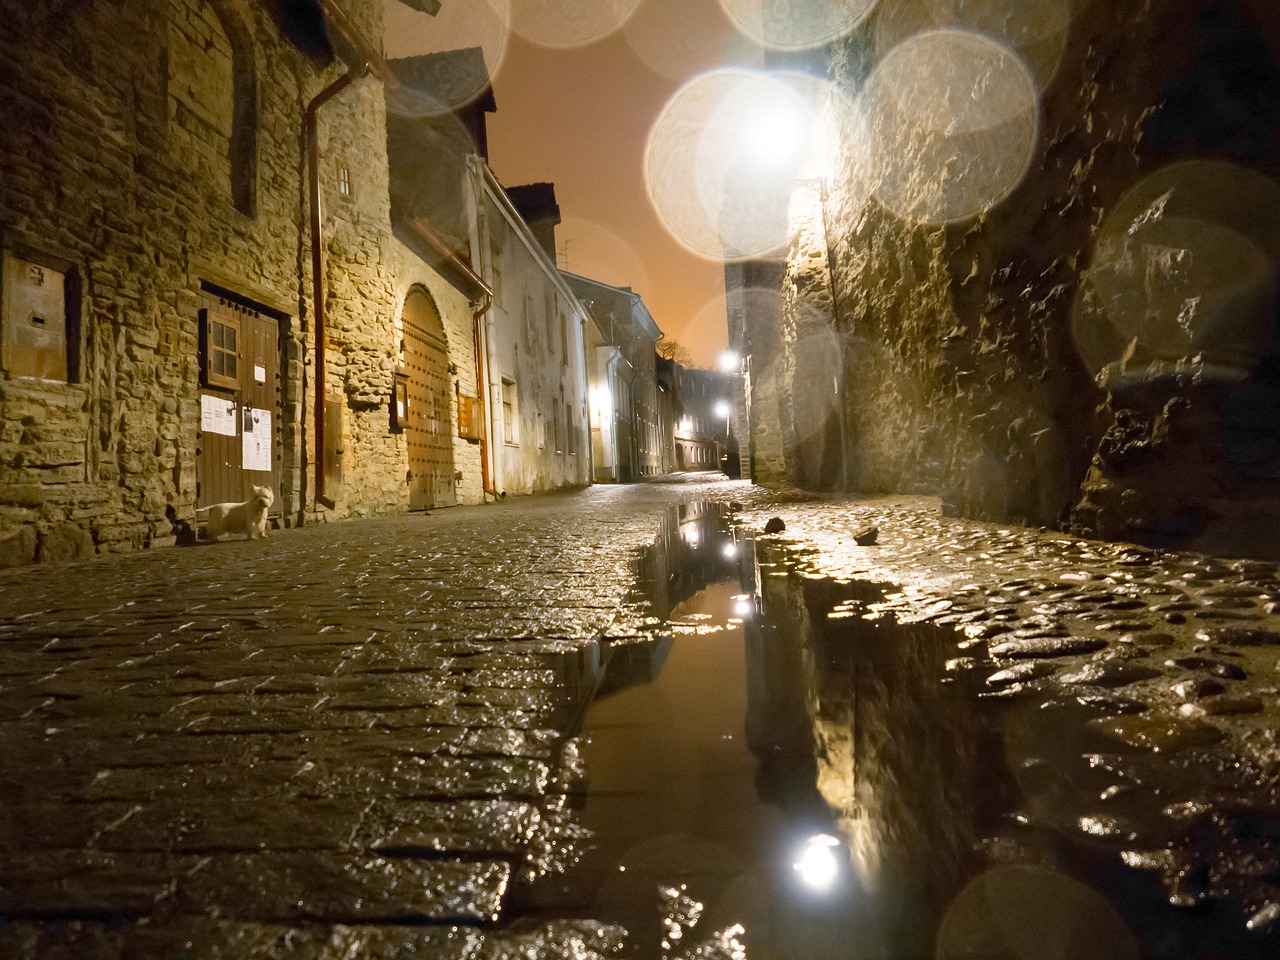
{"left": 1, "top": 480, "right": 1280, "bottom": 957}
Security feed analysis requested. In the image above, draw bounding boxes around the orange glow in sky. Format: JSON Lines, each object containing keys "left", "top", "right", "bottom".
{"left": 383, "top": 0, "right": 761, "bottom": 368}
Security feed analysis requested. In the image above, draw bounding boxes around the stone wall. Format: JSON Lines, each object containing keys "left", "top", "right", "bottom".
{"left": 0, "top": 0, "right": 482, "bottom": 564}
{"left": 0, "top": 0, "right": 304, "bottom": 565}
{"left": 776, "top": 0, "right": 1280, "bottom": 556}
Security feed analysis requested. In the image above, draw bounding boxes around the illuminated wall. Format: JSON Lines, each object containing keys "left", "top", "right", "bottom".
{"left": 771, "top": 0, "right": 1280, "bottom": 557}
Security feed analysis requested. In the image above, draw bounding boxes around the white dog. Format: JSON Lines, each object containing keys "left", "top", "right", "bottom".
{"left": 203, "top": 485, "right": 274, "bottom": 541}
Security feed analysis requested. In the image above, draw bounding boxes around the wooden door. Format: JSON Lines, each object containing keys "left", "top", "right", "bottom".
{"left": 402, "top": 288, "right": 455, "bottom": 510}
{"left": 196, "top": 295, "right": 282, "bottom": 511}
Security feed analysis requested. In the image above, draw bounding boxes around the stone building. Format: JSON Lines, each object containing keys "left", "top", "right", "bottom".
{"left": 736, "top": 0, "right": 1280, "bottom": 558}
{"left": 471, "top": 169, "right": 592, "bottom": 495}
{"left": 0, "top": 0, "right": 481, "bottom": 566}
{"left": 389, "top": 54, "right": 593, "bottom": 499}
{"left": 565, "top": 273, "right": 663, "bottom": 482}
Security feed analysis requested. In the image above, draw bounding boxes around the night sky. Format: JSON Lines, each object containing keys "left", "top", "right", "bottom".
{"left": 383, "top": 0, "right": 763, "bottom": 368}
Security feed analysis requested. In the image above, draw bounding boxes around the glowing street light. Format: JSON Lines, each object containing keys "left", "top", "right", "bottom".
{"left": 718, "top": 349, "right": 742, "bottom": 373}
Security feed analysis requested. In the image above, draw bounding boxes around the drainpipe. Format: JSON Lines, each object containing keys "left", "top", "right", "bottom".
{"left": 407, "top": 216, "right": 497, "bottom": 498}
{"left": 472, "top": 295, "right": 497, "bottom": 496}
{"left": 306, "top": 63, "right": 368, "bottom": 511}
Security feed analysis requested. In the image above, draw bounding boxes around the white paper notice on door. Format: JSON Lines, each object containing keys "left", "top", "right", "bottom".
{"left": 242, "top": 408, "right": 272, "bottom": 472}
{"left": 200, "top": 395, "right": 237, "bottom": 437}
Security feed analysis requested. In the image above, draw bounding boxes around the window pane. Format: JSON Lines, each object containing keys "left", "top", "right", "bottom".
{"left": 226, "top": 355, "right": 237, "bottom": 379}
{"left": 226, "top": 327, "right": 236, "bottom": 351}
{"left": 213, "top": 324, "right": 224, "bottom": 349}
{"left": 212, "top": 353, "right": 224, "bottom": 376}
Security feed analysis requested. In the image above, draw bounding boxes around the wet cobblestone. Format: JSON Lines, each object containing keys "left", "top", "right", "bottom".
{"left": 743, "top": 492, "right": 1280, "bottom": 929}
{"left": 0, "top": 481, "right": 747, "bottom": 957}
{"left": 6, "top": 481, "right": 1280, "bottom": 954}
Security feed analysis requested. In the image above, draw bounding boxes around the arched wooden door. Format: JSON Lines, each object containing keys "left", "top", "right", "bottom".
{"left": 402, "top": 287, "right": 455, "bottom": 509}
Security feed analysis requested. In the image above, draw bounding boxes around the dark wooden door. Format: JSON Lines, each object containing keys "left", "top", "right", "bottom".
{"left": 402, "top": 288, "right": 455, "bottom": 510}
{"left": 196, "top": 295, "right": 282, "bottom": 511}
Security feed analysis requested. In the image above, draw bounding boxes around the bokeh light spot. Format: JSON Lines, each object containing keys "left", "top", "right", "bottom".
{"left": 938, "top": 864, "right": 1140, "bottom": 960}
{"left": 555, "top": 215, "right": 652, "bottom": 295}
{"left": 622, "top": 0, "right": 761, "bottom": 81}
{"left": 719, "top": 0, "right": 878, "bottom": 51}
{"left": 509, "top": 0, "right": 641, "bottom": 50}
{"left": 874, "top": 0, "right": 1073, "bottom": 89}
{"left": 863, "top": 29, "right": 1039, "bottom": 224}
{"left": 646, "top": 69, "right": 829, "bottom": 262}
{"left": 1072, "top": 161, "right": 1280, "bottom": 387}
{"left": 382, "top": 0, "right": 511, "bottom": 117}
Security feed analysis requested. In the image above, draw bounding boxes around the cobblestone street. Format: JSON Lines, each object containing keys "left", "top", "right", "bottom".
{"left": 3, "top": 478, "right": 1280, "bottom": 957}
{"left": 0, "top": 479, "right": 750, "bottom": 958}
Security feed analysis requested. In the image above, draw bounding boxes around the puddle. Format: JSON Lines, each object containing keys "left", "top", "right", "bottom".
{"left": 510, "top": 503, "right": 1276, "bottom": 959}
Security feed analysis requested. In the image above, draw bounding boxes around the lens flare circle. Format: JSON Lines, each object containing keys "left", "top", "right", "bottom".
{"left": 719, "top": 0, "right": 879, "bottom": 51}
{"left": 555, "top": 215, "right": 652, "bottom": 295}
{"left": 874, "top": 0, "right": 1073, "bottom": 89}
{"left": 1072, "top": 161, "right": 1280, "bottom": 386}
{"left": 646, "top": 68, "right": 824, "bottom": 262}
{"left": 510, "top": 0, "right": 641, "bottom": 50}
{"left": 383, "top": 0, "right": 511, "bottom": 118}
{"left": 863, "top": 29, "right": 1040, "bottom": 224}
{"left": 623, "top": 0, "right": 759, "bottom": 81}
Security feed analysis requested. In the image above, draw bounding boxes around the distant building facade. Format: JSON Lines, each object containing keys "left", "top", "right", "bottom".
{"left": 564, "top": 274, "right": 663, "bottom": 482}
{"left": 673, "top": 366, "right": 737, "bottom": 473}
{"left": 471, "top": 168, "right": 591, "bottom": 494}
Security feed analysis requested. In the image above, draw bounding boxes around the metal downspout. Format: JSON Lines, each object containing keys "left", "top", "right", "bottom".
{"left": 306, "top": 64, "right": 367, "bottom": 511}
{"left": 473, "top": 299, "right": 497, "bottom": 496}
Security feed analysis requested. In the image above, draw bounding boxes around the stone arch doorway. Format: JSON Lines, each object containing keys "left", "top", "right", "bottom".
{"left": 401, "top": 286, "right": 456, "bottom": 510}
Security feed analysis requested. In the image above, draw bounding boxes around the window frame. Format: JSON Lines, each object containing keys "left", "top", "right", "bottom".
{"left": 200, "top": 305, "right": 241, "bottom": 391}
{"left": 501, "top": 377, "right": 518, "bottom": 445}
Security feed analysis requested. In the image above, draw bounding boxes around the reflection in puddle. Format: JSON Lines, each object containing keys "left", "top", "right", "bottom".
{"left": 516, "top": 503, "right": 1270, "bottom": 958}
